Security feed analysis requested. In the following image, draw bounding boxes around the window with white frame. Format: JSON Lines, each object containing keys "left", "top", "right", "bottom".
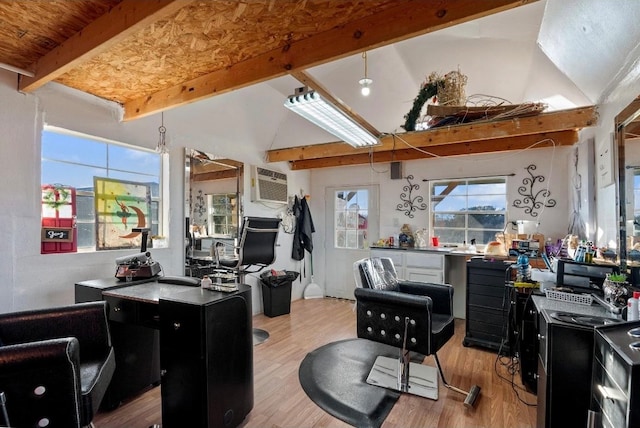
{"left": 430, "top": 177, "right": 507, "bottom": 245}
{"left": 41, "top": 127, "right": 162, "bottom": 251}
{"left": 334, "top": 189, "right": 369, "bottom": 249}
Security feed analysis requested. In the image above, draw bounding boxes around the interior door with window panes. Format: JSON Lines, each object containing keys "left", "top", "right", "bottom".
{"left": 324, "top": 186, "right": 378, "bottom": 299}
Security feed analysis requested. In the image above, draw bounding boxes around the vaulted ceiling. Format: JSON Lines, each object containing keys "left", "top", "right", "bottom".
{"left": 0, "top": 0, "right": 614, "bottom": 169}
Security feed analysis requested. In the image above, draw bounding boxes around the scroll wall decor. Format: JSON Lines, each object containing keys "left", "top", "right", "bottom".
{"left": 512, "top": 164, "right": 556, "bottom": 217}
{"left": 396, "top": 175, "right": 426, "bottom": 218}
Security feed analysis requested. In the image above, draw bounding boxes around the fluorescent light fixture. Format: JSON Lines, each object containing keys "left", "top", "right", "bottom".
{"left": 284, "top": 87, "right": 380, "bottom": 148}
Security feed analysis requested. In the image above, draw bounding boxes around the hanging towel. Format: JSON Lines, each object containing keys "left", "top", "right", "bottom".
{"left": 292, "top": 195, "right": 315, "bottom": 260}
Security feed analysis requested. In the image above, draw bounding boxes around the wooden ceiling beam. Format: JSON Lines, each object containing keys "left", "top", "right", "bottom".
{"left": 191, "top": 167, "right": 243, "bottom": 182}
{"left": 122, "top": 0, "right": 534, "bottom": 120}
{"left": 267, "top": 106, "right": 597, "bottom": 162}
{"left": 19, "top": 0, "right": 193, "bottom": 93}
{"left": 287, "top": 130, "right": 578, "bottom": 170}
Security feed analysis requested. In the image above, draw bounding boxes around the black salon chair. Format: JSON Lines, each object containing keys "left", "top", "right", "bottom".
{"left": 214, "top": 216, "right": 281, "bottom": 282}
{"left": 214, "top": 216, "right": 281, "bottom": 345}
{"left": 0, "top": 301, "right": 116, "bottom": 428}
{"left": 353, "top": 257, "right": 481, "bottom": 407}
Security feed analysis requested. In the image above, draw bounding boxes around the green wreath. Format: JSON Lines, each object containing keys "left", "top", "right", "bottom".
{"left": 42, "top": 184, "right": 71, "bottom": 209}
{"left": 402, "top": 80, "right": 442, "bottom": 132}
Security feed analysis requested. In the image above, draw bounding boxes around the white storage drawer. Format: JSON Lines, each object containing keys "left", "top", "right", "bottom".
{"left": 405, "top": 268, "right": 444, "bottom": 283}
{"left": 370, "top": 249, "right": 403, "bottom": 267}
{"left": 405, "top": 252, "right": 444, "bottom": 269}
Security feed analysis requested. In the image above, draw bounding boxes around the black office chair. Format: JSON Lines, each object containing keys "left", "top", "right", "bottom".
{"left": 214, "top": 216, "right": 281, "bottom": 282}
{"left": 0, "top": 301, "right": 116, "bottom": 428}
{"left": 214, "top": 216, "right": 281, "bottom": 344}
{"left": 353, "top": 257, "right": 481, "bottom": 407}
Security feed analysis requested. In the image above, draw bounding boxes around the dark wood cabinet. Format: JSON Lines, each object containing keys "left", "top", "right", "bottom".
{"left": 536, "top": 308, "right": 596, "bottom": 428}
{"left": 159, "top": 287, "right": 253, "bottom": 428}
{"left": 590, "top": 321, "right": 640, "bottom": 428}
{"left": 75, "top": 278, "right": 161, "bottom": 409}
{"left": 531, "top": 296, "right": 623, "bottom": 428}
{"left": 75, "top": 278, "right": 254, "bottom": 427}
{"left": 464, "top": 257, "right": 512, "bottom": 351}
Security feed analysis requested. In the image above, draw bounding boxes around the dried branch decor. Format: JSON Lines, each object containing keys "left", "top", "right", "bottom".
{"left": 396, "top": 175, "right": 426, "bottom": 218}
{"left": 512, "top": 164, "right": 556, "bottom": 217}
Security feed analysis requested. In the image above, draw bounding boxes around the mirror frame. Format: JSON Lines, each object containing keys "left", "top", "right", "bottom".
{"left": 616, "top": 95, "right": 640, "bottom": 270}
{"left": 184, "top": 148, "right": 243, "bottom": 274}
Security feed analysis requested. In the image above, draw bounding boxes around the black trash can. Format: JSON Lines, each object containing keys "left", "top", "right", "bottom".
{"left": 260, "top": 270, "right": 299, "bottom": 317}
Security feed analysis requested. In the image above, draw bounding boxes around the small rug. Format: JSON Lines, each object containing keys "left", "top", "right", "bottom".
{"left": 299, "top": 338, "right": 424, "bottom": 428}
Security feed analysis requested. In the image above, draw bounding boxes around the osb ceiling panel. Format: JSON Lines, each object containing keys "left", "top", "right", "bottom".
{"left": 55, "top": 0, "right": 396, "bottom": 103}
{"left": 0, "top": 0, "right": 122, "bottom": 71}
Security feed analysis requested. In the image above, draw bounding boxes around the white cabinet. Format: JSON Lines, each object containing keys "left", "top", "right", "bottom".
{"left": 370, "top": 248, "right": 445, "bottom": 284}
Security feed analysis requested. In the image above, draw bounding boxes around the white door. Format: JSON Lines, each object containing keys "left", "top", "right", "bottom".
{"left": 324, "top": 185, "right": 379, "bottom": 299}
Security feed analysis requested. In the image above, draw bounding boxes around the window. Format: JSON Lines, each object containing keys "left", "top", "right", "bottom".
{"left": 41, "top": 127, "right": 162, "bottom": 251}
{"left": 430, "top": 177, "right": 507, "bottom": 245}
{"left": 208, "top": 193, "right": 238, "bottom": 237}
{"left": 334, "top": 189, "right": 369, "bottom": 249}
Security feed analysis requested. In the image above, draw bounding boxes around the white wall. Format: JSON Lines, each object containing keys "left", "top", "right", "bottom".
{"left": 309, "top": 143, "right": 574, "bottom": 295}
{"left": 0, "top": 70, "right": 311, "bottom": 314}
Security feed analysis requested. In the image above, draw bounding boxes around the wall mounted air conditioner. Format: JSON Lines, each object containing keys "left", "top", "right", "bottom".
{"left": 251, "top": 166, "right": 288, "bottom": 204}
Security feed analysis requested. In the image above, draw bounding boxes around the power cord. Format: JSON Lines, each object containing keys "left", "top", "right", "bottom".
{"left": 494, "top": 269, "right": 537, "bottom": 406}
{"left": 493, "top": 351, "right": 537, "bottom": 406}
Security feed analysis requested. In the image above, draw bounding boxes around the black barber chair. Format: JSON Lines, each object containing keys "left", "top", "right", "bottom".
{"left": 214, "top": 216, "right": 281, "bottom": 282}
{"left": 0, "top": 301, "right": 115, "bottom": 428}
{"left": 353, "top": 257, "right": 481, "bottom": 407}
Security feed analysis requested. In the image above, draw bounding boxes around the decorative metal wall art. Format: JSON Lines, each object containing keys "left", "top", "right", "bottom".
{"left": 396, "top": 175, "right": 426, "bottom": 218}
{"left": 512, "top": 164, "right": 556, "bottom": 217}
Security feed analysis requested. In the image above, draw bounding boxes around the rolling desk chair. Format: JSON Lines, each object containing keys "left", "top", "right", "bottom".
{"left": 353, "top": 257, "right": 481, "bottom": 407}
{"left": 214, "top": 216, "right": 281, "bottom": 283}
{"left": 214, "top": 216, "right": 281, "bottom": 344}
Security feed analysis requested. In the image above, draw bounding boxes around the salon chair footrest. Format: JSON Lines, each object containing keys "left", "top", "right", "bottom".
{"left": 366, "top": 356, "right": 439, "bottom": 400}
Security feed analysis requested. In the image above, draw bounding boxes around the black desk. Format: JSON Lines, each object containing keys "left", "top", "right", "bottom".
{"left": 75, "top": 277, "right": 253, "bottom": 428}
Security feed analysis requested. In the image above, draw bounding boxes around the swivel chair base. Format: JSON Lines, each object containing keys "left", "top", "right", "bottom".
{"left": 434, "top": 353, "right": 481, "bottom": 408}
{"left": 366, "top": 355, "right": 438, "bottom": 400}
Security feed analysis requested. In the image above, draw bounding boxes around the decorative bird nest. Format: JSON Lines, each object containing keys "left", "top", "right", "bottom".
{"left": 433, "top": 69, "right": 468, "bottom": 106}
{"left": 403, "top": 69, "right": 468, "bottom": 131}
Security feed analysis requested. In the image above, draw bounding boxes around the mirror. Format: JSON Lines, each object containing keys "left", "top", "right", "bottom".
{"left": 185, "top": 148, "right": 243, "bottom": 276}
{"left": 617, "top": 95, "right": 640, "bottom": 270}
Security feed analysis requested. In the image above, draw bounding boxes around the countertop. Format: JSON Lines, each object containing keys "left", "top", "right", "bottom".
{"left": 370, "top": 245, "right": 478, "bottom": 256}
{"left": 532, "top": 294, "right": 622, "bottom": 319}
{"left": 103, "top": 281, "right": 251, "bottom": 306}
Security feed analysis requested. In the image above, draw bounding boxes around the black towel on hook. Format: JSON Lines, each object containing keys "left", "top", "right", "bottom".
{"left": 292, "top": 195, "right": 315, "bottom": 261}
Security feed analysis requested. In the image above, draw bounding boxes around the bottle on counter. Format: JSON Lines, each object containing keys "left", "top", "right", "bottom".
{"left": 628, "top": 291, "right": 640, "bottom": 321}
{"left": 201, "top": 275, "right": 212, "bottom": 290}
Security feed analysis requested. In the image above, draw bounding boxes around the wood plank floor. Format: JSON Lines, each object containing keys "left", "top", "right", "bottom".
{"left": 94, "top": 297, "right": 537, "bottom": 427}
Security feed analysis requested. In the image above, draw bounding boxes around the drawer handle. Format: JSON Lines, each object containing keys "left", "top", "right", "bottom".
{"left": 537, "top": 333, "right": 545, "bottom": 341}
{"left": 173, "top": 322, "right": 181, "bottom": 330}
{"left": 114, "top": 307, "right": 121, "bottom": 312}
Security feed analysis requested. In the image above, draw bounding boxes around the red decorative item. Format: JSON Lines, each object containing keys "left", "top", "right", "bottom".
{"left": 41, "top": 184, "right": 77, "bottom": 253}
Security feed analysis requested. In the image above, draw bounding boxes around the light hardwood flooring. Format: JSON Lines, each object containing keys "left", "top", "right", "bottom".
{"left": 94, "top": 297, "right": 537, "bottom": 428}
